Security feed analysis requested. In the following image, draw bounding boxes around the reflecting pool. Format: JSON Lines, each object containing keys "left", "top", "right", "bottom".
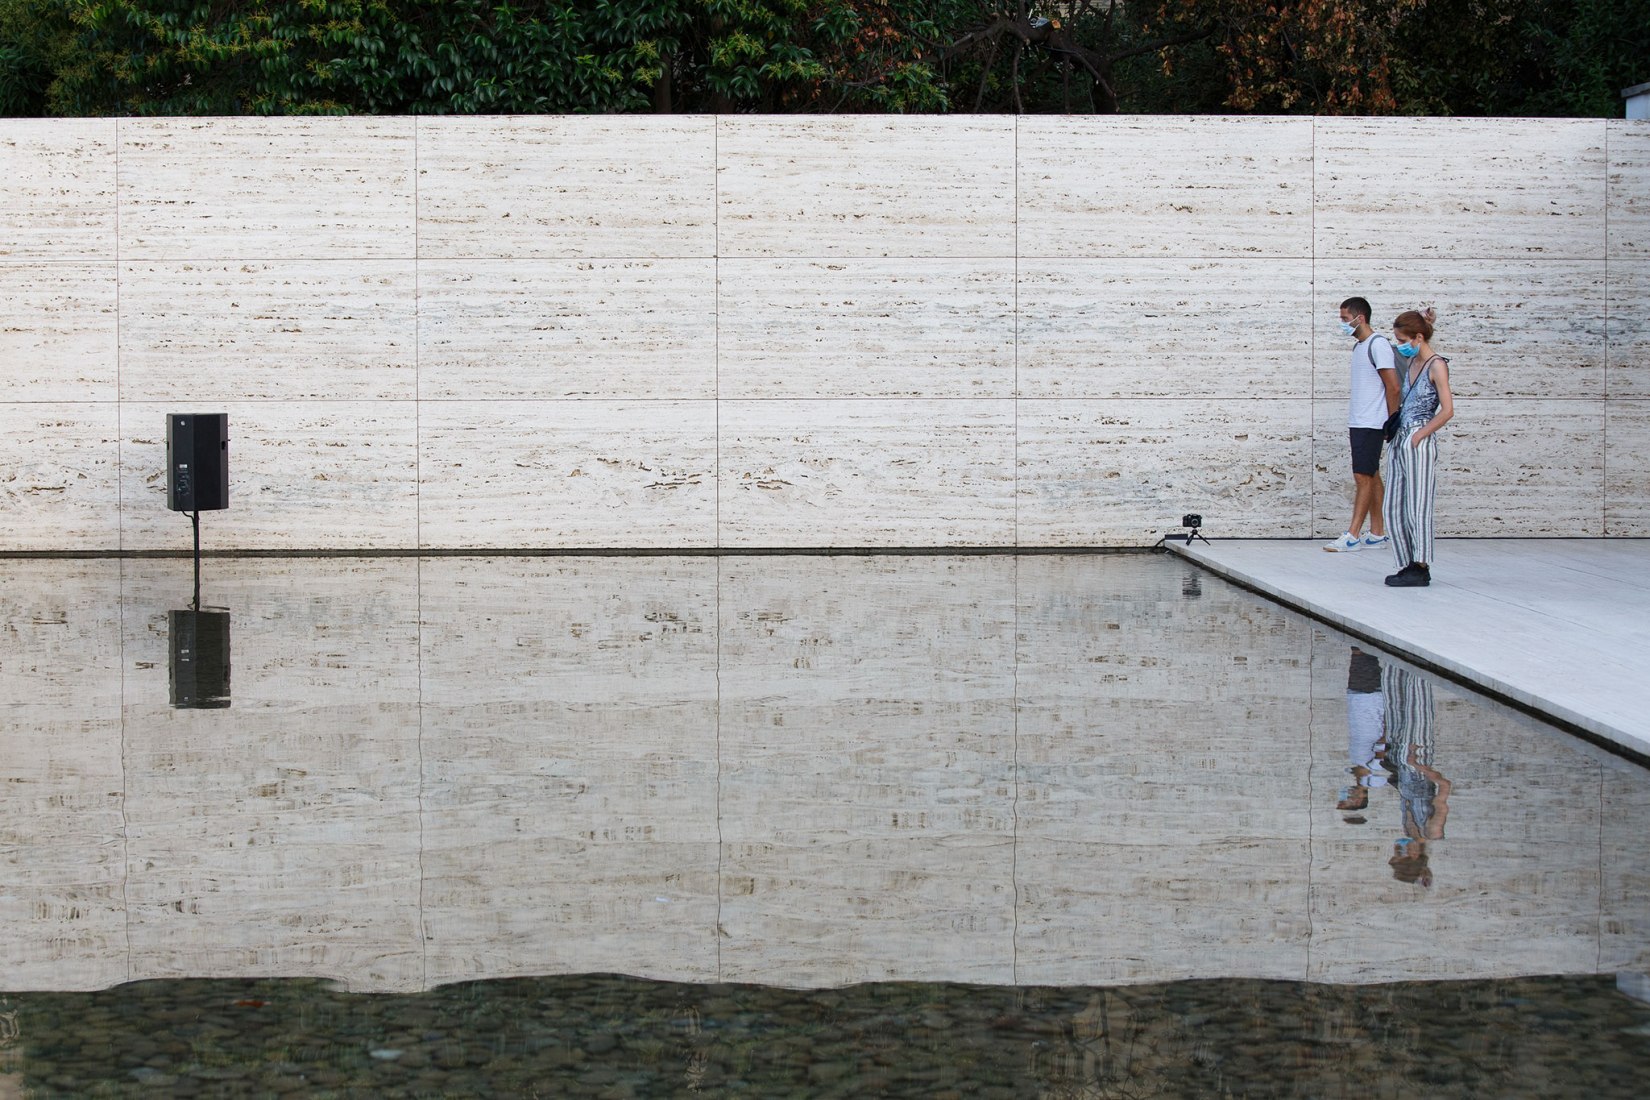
{"left": 2, "top": 553, "right": 1648, "bottom": 1095}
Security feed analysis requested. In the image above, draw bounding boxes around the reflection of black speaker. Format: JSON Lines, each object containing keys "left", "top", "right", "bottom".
{"left": 167, "top": 414, "right": 229, "bottom": 512}
{"left": 169, "top": 609, "right": 231, "bottom": 709}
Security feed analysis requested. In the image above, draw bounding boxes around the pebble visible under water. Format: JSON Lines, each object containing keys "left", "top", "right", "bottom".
{"left": 2, "top": 972, "right": 1649, "bottom": 1097}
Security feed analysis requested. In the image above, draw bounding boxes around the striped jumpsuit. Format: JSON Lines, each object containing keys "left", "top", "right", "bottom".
{"left": 1382, "top": 662, "right": 1438, "bottom": 835}
{"left": 1383, "top": 356, "right": 1447, "bottom": 570}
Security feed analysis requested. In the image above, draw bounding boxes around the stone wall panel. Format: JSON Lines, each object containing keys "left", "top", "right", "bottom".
{"left": 1432, "top": 398, "right": 1604, "bottom": 536}
{"left": 1314, "top": 397, "right": 1606, "bottom": 539}
{"left": 1018, "top": 398, "right": 1313, "bottom": 544}
{"left": 418, "top": 259, "right": 716, "bottom": 400}
{"left": 718, "top": 258, "right": 1015, "bottom": 399}
{"left": 1019, "top": 116, "right": 1313, "bottom": 258}
{"left": 717, "top": 116, "right": 1016, "bottom": 258}
{"left": 1608, "top": 260, "right": 1648, "bottom": 399}
{"left": 0, "top": 402, "right": 121, "bottom": 551}
{"left": 1315, "top": 117, "right": 1607, "bottom": 259}
{"left": 0, "top": 262, "right": 117, "bottom": 401}
{"left": 1606, "top": 399, "right": 1650, "bottom": 536}
{"left": 1608, "top": 120, "right": 1650, "bottom": 258}
{"left": 1018, "top": 258, "right": 1312, "bottom": 398}
{"left": 120, "top": 260, "right": 417, "bottom": 401}
{"left": 118, "top": 117, "right": 415, "bottom": 259}
{"left": 0, "top": 119, "right": 115, "bottom": 260}
{"left": 719, "top": 398, "right": 1015, "bottom": 546}
{"left": 418, "top": 400, "right": 716, "bottom": 548}
{"left": 416, "top": 116, "right": 715, "bottom": 259}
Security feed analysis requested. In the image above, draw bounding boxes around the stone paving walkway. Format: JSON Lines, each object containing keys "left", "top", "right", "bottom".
{"left": 1166, "top": 538, "right": 1650, "bottom": 761}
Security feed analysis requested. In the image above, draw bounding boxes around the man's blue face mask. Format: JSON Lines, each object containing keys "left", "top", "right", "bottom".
{"left": 1339, "top": 321, "right": 1357, "bottom": 337}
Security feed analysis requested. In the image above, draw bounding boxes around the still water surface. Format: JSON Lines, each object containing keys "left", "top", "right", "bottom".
{"left": 2, "top": 553, "right": 1647, "bottom": 1095}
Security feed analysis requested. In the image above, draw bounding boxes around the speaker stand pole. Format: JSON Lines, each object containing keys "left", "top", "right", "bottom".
{"left": 191, "top": 510, "right": 201, "bottom": 612}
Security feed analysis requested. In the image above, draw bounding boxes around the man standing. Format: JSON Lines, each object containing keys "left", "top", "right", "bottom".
{"left": 1325, "top": 296, "right": 1399, "bottom": 552}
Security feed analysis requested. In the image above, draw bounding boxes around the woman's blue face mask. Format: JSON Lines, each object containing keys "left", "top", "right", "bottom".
{"left": 1395, "top": 341, "right": 1420, "bottom": 359}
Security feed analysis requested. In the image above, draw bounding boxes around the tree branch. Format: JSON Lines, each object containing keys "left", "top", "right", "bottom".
{"left": 973, "top": 37, "right": 999, "bottom": 112}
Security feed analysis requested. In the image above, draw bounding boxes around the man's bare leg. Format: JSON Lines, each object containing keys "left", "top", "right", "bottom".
{"left": 1349, "top": 472, "right": 1386, "bottom": 538}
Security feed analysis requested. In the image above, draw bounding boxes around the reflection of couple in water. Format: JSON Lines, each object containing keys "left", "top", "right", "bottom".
{"left": 1336, "top": 647, "right": 1452, "bottom": 887}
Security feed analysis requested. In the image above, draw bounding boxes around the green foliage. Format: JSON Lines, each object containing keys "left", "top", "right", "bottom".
{"left": 1391, "top": 0, "right": 1650, "bottom": 117}
{"left": 1513, "top": 0, "right": 1650, "bottom": 116}
{"left": 0, "top": 0, "right": 60, "bottom": 114}
{"left": 321, "top": 1, "right": 656, "bottom": 114}
{"left": 30, "top": 1, "right": 666, "bottom": 114}
{"left": 0, "top": 43, "right": 43, "bottom": 114}
{"left": 0, "top": 0, "right": 1644, "bottom": 116}
{"left": 1111, "top": 34, "right": 1229, "bottom": 115}
{"left": 3, "top": 0, "right": 958, "bottom": 115}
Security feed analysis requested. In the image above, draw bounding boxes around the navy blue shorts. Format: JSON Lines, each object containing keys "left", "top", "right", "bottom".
{"left": 1349, "top": 428, "right": 1384, "bottom": 476}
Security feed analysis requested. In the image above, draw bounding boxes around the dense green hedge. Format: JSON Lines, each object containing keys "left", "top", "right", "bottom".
{"left": 0, "top": 1, "right": 1644, "bottom": 117}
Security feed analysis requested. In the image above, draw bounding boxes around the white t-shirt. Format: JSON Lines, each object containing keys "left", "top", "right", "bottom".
{"left": 1348, "top": 334, "right": 1397, "bottom": 429}
{"left": 1346, "top": 690, "right": 1388, "bottom": 788}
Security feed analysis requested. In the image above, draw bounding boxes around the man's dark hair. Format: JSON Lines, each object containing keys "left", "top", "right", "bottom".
{"left": 1340, "top": 297, "right": 1372, "bottom": 323}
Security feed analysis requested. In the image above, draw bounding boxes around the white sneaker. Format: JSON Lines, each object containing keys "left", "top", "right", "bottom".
{"left": 1361, "top": 534, "right": 1390, "bottom": 549}
{"left": 1323, "top": 532, "right": 1362, "bottom": 552}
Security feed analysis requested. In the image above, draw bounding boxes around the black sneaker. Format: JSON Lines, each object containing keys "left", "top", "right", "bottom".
{"left": 1384, "top": 564, "right": 1430, "bottom": 588}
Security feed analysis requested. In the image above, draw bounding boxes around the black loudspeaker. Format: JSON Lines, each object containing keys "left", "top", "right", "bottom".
{"left": 169, "top": 609, "right": 231, "bottom": 709}
{"left": 167, "top": 413, "right": 229, "bottom": 511}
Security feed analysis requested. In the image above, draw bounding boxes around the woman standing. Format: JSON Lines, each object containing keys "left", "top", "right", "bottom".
{"left": 1383, "top": 308, "right": 1454, "bottom": 588}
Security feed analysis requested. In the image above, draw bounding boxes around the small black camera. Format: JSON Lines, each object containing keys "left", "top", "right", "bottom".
{"left": 1182, "top": 514, "right": 1202, "bottom": 529}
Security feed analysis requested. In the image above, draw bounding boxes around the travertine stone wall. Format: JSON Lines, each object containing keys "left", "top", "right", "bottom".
{"left": 1, "top": 116, "right": 1644, "bottom": 549}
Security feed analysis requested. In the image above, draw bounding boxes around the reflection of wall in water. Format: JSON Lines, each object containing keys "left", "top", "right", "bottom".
{"left": 716, "top": 555, "right": 1017, "bottom": 987}
{"left": 0, "top": 562, "right": 125, "bottom": 991}
{"left": 419, "top": 555, "right": 720, "bottom": 987}
{"left": 125, "top": 559, "right": 424, "bottom": 991}
{"left": 1306, "top": 629, "right": 1637, "bottom": 982}
{"left": 1014, "top": 553, "right": 1315, "bottom": 985}
{"left": 1, "top": 556, "right": 1647, "bottom": 992}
